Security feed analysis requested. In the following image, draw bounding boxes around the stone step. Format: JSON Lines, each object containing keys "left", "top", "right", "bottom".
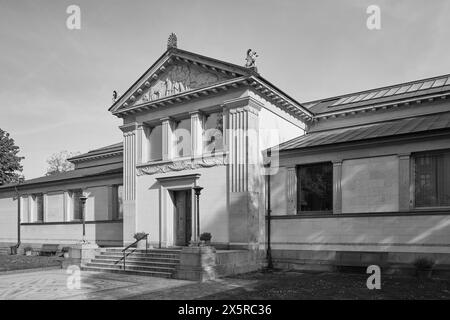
{"left": 99, "top": 252, "right": 180, "bottom": 260}
{"left": 81, "top": 266, "right": 173, "bottom": 278}
{"left": 94, "top": 255, "right": 180, "bottom": 264}
{"left": 91, "top": 258, "right": 178, "bottom": 268}
{"left": 86, "top": 262, "right": 176, "bottom": 273}
{"left": 101, "top": 252, "right": 180, "bottom": 260}
{"left": 104, "top": 248, "right": 182, "bottom": 255}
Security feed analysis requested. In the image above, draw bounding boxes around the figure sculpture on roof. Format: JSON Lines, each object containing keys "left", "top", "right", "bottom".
{"left": 245, "top": 49, "right": 258, "bottom": 71}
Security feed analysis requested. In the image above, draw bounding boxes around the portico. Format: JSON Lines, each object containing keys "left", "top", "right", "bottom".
{"left": 110, "top": 36, "right": 307, "bottom": 253}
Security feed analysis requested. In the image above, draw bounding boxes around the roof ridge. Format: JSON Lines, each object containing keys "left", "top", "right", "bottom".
{"left": 303, "top": 72, "right": 450, "bottom": 105}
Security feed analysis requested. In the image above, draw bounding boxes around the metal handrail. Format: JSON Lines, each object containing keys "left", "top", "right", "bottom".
{"left": 121, "top": 233, "right": 149, "bottom": 271}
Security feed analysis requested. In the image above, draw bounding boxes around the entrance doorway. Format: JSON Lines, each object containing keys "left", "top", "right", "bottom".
{"left": 173, "top": 189, "right": 192, "bottom": 246}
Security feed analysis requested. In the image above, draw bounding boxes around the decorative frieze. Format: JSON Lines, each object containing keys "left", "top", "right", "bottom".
{"left": 137, "top": 153, "right": 227, "bottom": 176}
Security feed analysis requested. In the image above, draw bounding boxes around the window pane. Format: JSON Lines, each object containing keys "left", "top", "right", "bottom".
{"left": 415, "top": 152, "right": 450, "bottom": 207}
{"left": 148, "top": 125, "right": 162, "bottom": 161}
{"left": 36, "top": 194, "right": 44, "bottom": 222}
{"left": 297, "top": 163, "right": 333, "bottom": 212}
{"left": 173, "top": 119, "right": 191, "bottom": 157}
{"left": 203, "top": 112, "right": 224, "bottom": 154}
{"left": 72, "top": 190, "right": 83, "bottom": 220}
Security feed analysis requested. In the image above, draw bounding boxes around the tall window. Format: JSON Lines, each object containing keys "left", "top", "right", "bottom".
{"left": 173, "top": 119, "right": 191, "bottom": 157}
{"left": 148, "top": 125, "right": 162, "bottom": 161}
{"left": 297, "top": 162, "right": 333, "bottom": 213}
{"left": 203, "top": 112, "right": 223, "bottom": 154}
{"left": 414, "top": 151, "right": 450, "bottom": 208}
{"left": 35, "top": 194, "right": 44, "bottom": 222}
{"left": 72, "top": 190, "right": 83, "bottom": 220}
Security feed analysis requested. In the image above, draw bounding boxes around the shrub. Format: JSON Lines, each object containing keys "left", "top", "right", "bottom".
{"left": 24, "top": 246, "right": 33, "bottom": 252}
{"left": 133, "top": 232, "right": 148, "bottom": 241}
{"left": 61, "top": 247, "right": 71, "bottom": 253}
{"left": 200, "top": 232, "right": 212, "bottom": 242}
{"left": 413, "top": 257, "right": 435, "bottom": 270}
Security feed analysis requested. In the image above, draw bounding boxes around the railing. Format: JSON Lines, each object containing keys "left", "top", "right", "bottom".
{"left": 121, "top": 233, "right": 149, "bottom": 271}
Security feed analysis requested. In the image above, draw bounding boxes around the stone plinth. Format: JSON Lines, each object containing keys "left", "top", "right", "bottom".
{"left": 68, "top": 243, "right": 101, "bottom": 266}
{"left": 175, "top": 247, "right": 263, "bottom": 282}
{"left": 176, "top": 246, "right": 217, "bottom": 281}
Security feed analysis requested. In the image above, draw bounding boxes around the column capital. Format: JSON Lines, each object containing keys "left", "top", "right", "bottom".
{"left": 160, "top": 116, "right": 174, "bottom": 123}
{"left": 189, "top": 110, "right": 204, "bottom": 116}
{"left": 332, "top": 159, "right": 343, "bottom": 165}
{"left": 119, "top": 122, "right": 138, "bottom": 133}
{"left": 222, "top": 96, "right": 263, "bottom": 114}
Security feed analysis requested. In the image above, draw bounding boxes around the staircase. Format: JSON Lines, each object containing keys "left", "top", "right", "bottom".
{"left": 82, "top": 247, "right": 181, "bottom": 278}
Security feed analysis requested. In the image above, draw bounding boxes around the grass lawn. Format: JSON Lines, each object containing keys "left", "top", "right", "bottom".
{"left": 0, "top": 255, "right": 63, "bottom": 272}
{"left": 200, "top": 270, "right": 450, "bottom": 300}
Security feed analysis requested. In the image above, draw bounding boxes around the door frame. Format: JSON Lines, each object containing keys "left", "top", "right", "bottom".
{"left": 155, "top": 173, "right": 200, "bottom": 248}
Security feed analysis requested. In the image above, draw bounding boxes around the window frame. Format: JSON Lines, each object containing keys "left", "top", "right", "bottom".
{"left": 296, "top": 161, "right": 333, "bottom": 215}
{"left": 412, "top": 149, "right": 450, "bottom": 211}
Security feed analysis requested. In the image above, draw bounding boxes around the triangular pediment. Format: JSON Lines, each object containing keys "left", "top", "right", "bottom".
{"left": 110, "top": 49, "right": 250, "bottom": 113}
{"left": 132, "top": 61, "right": 232, "bottom": 106}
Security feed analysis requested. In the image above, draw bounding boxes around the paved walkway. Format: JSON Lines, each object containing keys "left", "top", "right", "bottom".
{"left": 0, "top": 269, "right": 193, "bottom": 300}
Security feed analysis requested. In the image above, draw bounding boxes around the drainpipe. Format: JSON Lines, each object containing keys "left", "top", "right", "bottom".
{"left": 264, "top": 150, "right": 273, "bottom": 269}
{"left": 14, "top": 184, "right": 21, "bottom": 254}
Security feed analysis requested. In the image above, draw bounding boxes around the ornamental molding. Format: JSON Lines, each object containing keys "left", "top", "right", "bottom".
{"left": 137, "top": 153, "right": 227, "bottom": 176}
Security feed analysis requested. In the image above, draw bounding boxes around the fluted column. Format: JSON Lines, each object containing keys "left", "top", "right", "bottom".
{"left": 398, "top": 153, "right": 411, "bottom": 212}
{"left": 161, "top": 117, "right": 174, "bottom": 161}
{"left": 120, "top": 122, "right": 138, "bottom": 245}
{"left": 223, "top": 96, "right": 263, "bottom": 249}
{"left": 332, "top": 160, "right": 342, "bottom": 214}
{"left": 286, "top": 167, "right": 297, "bottom": 215}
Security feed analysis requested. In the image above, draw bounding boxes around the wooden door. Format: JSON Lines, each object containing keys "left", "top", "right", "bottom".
{"left": 174, "top": 190, "right": 192, "bottom": 246}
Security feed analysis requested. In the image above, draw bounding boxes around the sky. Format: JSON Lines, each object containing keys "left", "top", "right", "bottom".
{"left": 1, "top": 0, "right": 450, "bottom": 179}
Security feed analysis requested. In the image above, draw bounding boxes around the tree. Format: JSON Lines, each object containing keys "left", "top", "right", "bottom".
{"left": 45, "top": 150, "right": 80, "bottom": 176}
{"left": 0, "top": 128, "right": 24, "bottom": 185}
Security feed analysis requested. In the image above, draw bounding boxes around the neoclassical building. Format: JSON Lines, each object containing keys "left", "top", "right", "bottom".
{"left": 1, "top": 35, "right": 450, "bottom": 274}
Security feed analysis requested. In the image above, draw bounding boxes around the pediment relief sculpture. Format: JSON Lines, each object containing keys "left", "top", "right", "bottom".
{"left": 135, "top": 63, "right": 230, "bottom": 105}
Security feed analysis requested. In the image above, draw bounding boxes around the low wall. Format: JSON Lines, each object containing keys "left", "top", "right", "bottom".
{"left": 271, "top": 214, "right": 450, "bottom": 253}
{"left": 270, "top": 214, "right": 450, "bottom": 275}
{"left": 6, "top": 221, "right": 123, "bottom": 249}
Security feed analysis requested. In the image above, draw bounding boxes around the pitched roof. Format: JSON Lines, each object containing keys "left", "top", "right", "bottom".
{"left": 304, "top": 74, "right": 450, "bottom": 115}
{"left": 108, "top": 47, "right": 313, "bottom": 120}
{"left": 0, "top": 162, "right": 123, "bottom": 190}
{"left": 277, "top": 112, "right": 450, "bottom": 152}
{"left": 68, "top": 142, "right": 123, "bottom": 163}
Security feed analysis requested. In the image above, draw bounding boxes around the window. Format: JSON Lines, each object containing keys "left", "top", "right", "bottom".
{"left": 173, "top": 119, "right": 191, "bottom": 157}
{"left": 203, "top": 112, "right": 223, "bottom": 154}
{"left": 148, "top": 125, "right": 162, "bottom": 161}
{"left": 297, "top": 162, "right": 333, "bottom": 213}
{"left": 113, "top": 185, "right": 123, "bottom": 220}
{"left": 414, "top": 151, "right": 450, "bottom": 208}
{"left": 71, "top": 190, "right": 83, "bottom": 220}
{"left": 34, "top": 194, "right": 44, "bottom": 222}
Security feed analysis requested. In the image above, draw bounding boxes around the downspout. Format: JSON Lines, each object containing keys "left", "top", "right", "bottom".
{"left": 265, "top": 150, "right": 273, "bottom": 269}
{"left": 14, "top": 184, "right": 21, "bottom": 253}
